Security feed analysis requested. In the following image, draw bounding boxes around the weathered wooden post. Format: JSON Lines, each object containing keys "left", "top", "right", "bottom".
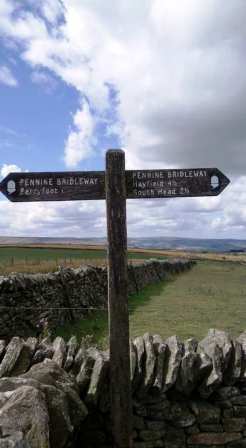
{"left": 105, "top": 149, "right": 132, "bottom": 448}
{"left": 0, "top": 150, "right": 231, "bottom": 448}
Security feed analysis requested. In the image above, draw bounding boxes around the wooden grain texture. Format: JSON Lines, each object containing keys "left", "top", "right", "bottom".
{"left": 106, "top": 150, "right": 132, "bottom": 448}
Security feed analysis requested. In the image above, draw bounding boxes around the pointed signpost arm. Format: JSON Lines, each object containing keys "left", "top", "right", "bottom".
{"left": 106, "top": 149, "right": 132, "bottom": 448}
{"left": 0, "top": 156, "right": 231, "bottom": 448}
{"left": 0, "top": 167, "right": 230, "bottom": 202}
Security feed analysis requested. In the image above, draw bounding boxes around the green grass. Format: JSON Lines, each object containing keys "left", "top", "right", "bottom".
{"left": 55, "top": 310, "right": 109, "bottom": 348}
{"left": 0, "top": 247, "right": 105, "bottom": 262}
{"left": 0, "top": 246, "right": 167, "bottom": 274}
{"left": 128, "top": 260, "right": 246, "bottom": 341}
{"left": 54, "top": 260, "right": 246, "bottom": 347}
{"left": 0, "top": 246, "right": 165, "bottom": 264}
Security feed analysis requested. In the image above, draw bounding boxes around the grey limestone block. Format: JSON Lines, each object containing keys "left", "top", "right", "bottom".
{"left": 198, "top": 329, "right": 229, "bottom": 397}
{"left": 64, "top": 335, "right": 78, "bottom": 371}
{"left": 154, "top": 341, "right": 168, "bottom": 391}
{"left": 10, "top": 337, "right": 38, "bottom": 376}
{"left": 143, "top": 333, "right": 157, "bottom": 390}
{"left": 163, "top": 335, "right": 184, "bottom": 391}
{"left": 0, "top": 340, "right": 6, "bottom": 360}
{"left": 130, "top": 339, "right": 138, "bottom": 384}
{"left": 237, "top": 332, "right": 246, "bottom": 379}
{"left": 176, "top": 346, "right": 200, "bottom": 396}
{"left": 76, "top": 347, "right": 98, "bottom": 394}
{"left": 0, "top": 337, "right": 24, "bottom": 378}
{"left": 52, "top": 336, "right": 67, "bottom": 368}
{"left": 86, "top": 350, "right": 110, "bottom": 407}
{"left": 133, "top": 336, "right": 146, "bottom": 388}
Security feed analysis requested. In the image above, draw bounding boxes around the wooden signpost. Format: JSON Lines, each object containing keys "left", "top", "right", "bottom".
{"left": 0, "top": 166, "right": 229, "bottom": 202}
{"left": 0, "top": 150, "right": 230, "bottom": 448}
{"left": 0, "top": 171, "right": 105, "bottom": 202}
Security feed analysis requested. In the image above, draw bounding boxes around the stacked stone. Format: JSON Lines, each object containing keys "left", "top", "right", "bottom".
{"left": 0, "top": 259, "right": 195, "bottom": 339}
{"left": 1, "top": 329, "right": 246, "bottom": 446}
{"left": 0, "top": 359, "right": 88, "bottom": 448}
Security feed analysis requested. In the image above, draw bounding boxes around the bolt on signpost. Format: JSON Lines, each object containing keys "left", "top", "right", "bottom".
{"left": 0, "top": 150, "right": 230, "bottom": 448}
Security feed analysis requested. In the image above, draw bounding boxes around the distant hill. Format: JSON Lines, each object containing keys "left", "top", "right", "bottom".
{"left": 128, "top": 237, "right": 246, "bottom": 253}
{"left": 1, "top": 236, "right": 246, "bottom": 253}
{"left": 0, "top": 236, "right": 102, "bottom": 246}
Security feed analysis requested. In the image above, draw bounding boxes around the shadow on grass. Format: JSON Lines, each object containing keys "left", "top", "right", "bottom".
{"left": 54, "top": 273, "right": 175, "bottom": 349}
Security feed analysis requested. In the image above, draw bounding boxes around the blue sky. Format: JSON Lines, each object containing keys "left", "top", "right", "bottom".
{"left": 0, "top": 1, "right": 246, "bottom": 239}
{"left": 0, "top": 46, "right": 117, "bottom": 172}
{"left": 0, "top": 64, "right": 74, "bottom": 171}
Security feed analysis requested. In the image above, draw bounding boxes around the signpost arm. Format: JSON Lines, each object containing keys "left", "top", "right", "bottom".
{"left": 106, "top": 149, "right": 132, "bottom": 448}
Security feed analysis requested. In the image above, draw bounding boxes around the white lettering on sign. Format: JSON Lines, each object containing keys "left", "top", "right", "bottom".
{"left": 179, "top": 187, "right": 190, "bottom": 195}
{"left": 18, "top": 176, "right": 99, "bottom": 189}
{"left": 133, "top": 171, "right": 166, "bottom": 180}
{"left": 167, "top": 170, "right": 207, "bottom": 179}
{"left": 20, "top": 187, "right": 59, "bottom": 196}
{"left": 56, "top": 177, "right": 98, "bottom": 186}
{"left": 19, "top": 178, "right": 54, "bottom": 187}
{"left": 14, "top": 175, "right": 103, "bottom": 199}
{"left": 133, "top": 188, "right": 178, "bottom": 197}
{"left": 132, "top": 169, "right": 207, "bottom": 181}
{"left": 129, "top": 169, "right": 209, "bottom": 197}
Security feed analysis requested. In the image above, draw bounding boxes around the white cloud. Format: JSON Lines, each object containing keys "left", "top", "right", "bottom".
{"left": 0, "top": 200, "right": 106, "bottom": 237}
{"left": 0, "top": 65, "right": 18, "bottom": 87}
{"left": 64, "top": 99, "right": 95, "bottom": 167}
{"left": 0, "top": 1, "right": 245, "bottom": 238}
{"left": 0, "top": 164, "right": 22, "bottom": 178}
{"left": 126, "top": 175, "right": 246, "bottom": 239}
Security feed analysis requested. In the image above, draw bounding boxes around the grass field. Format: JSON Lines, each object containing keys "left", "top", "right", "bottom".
{"left": 55, "top": 260, "right": 246, "bottom": 347}
{"left": 0, "top": 246, "right": 166, "bottom": 275}
{"left": 1, "top": 243, "right": 246, "bottom": 275}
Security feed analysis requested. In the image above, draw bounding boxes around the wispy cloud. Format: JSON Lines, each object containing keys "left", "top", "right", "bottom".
{"left": 30, "top": 70, "right": 57, "bottom": 92}
{"left": 0, "top": 65, "right": 18, "bottom": 87}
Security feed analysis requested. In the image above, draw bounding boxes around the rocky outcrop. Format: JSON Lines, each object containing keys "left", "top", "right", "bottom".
{"left": 0, "top": 259, "right": 194, "bottom": 339}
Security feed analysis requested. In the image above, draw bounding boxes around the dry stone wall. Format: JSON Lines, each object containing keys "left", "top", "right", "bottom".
{"left": 0, "top": 259, "right": 194, "bottom": 339}
{"left": 1, "top": 329, "right": 246, "bottom": 447}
